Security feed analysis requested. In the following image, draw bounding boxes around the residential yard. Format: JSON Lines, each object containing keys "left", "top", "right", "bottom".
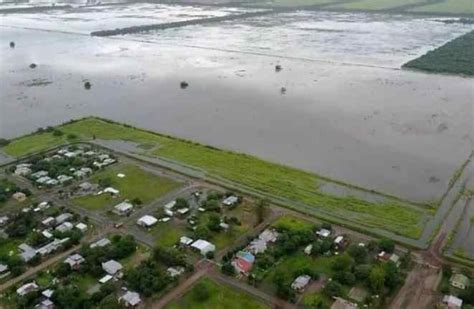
{"left": 166, "top": 277, "right": 268, "bottom": 309}
{"left": 73, "top": 164, "right": 181, "bottom": 210}
{"left": 1, "top": 117, "right": 427, "bottom": 238}
{"left": 152, "top": 223, "right": 188, "bottom": 248}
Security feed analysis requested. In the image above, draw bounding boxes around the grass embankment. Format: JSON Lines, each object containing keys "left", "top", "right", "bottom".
{"left": 410, "top": 0, "right": 474, "bottom": 15}
{"left": 167, "top": 277, "right": 268, "bottom": 309}
{"left": 2, "top": 118, "right": 426, "bottom": 238}
{"left": 329, "top": 0, "right": 426, "bottom": 10}
{"left": 403, "top": 31, "right": 474, "bottom": 76}
{"left": 265, "top": 0, "right": 347, "bottom": 7}
{"left": 73, "top": 164, "right": 181, "bottom": 210}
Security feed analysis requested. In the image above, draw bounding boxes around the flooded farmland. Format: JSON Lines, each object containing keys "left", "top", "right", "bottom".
{"left": 0, "top": 4, "right": 473, "bottom": 205}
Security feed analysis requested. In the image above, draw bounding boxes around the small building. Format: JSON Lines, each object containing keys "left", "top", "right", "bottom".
{"left": 164, "top": 200, "right": 176, "bottom": 210}
{"left": 42, "top": 289, "right": 54, "bottom": 299}
{"left": 41, "top": 217, "right": 55, "bottom": 227}
{"left": 99, "top": 274, "right": 113, "bottom": 284}
{"left": 137, "top": 215, "right": 158, "bottom": 227}
{"left": 113, "top": 201, "right": 133, "bottom": 216}
{"left": 57, "top": 175, "right": 73, "bottom": 184}
{"left": 232, "top": 251, "right": 255, "bottom": 275}
{"left": 75, "top": 223, "right": 88, "bottom": 232}
{"left": 222, "top": 195, "right": 238, "bottom": 206}
{"left": 0, "top": 264, "right": 10, "bottom": 279}
{"left": 19, "top": 243, "right": 37, "bottom": 262}
{"left": 177, "top": 208, "right": 190, "bottom": 216}
{"left": 55, "top": 213, "right": 72, "bottom": 225}
{"left": 316, "top": 228, "right": 331, "bottom": 238}
{"left": 104, "top": 187, "right": 120, "bottom": 195}
{"left": 442, "top": 295, "right": 463, "bottom": 309}
{"left": 31, "top": 170, "right": 48, "bottom": 179}
{"left": 291, "top": 275, "right": 311, "bottom": 292}
{"left": 259, "top": 229, "right": 278, "bottom": 243}
{"left": 78, "top": 182, "right": 93, "bottom": 191}
{"left": 64, "top": 253, "right": 85, "bottom": 270}
{"left": 102, "top": 260, "right": 123, "bottom": 276}
{"left": 220, "top": 222, "right": 229, "bottom": 231}
{"left": 17, "top": 282, "right": 39, "bottom": 296}
{"left": 37, "top": 298, "right": 54, "bottom": 309}
{"left": 167, "top": 267, "right": 185, "bottom": 278}
{"left": 119, "top": 291, "right": 141, "bottom": 308}
{"left": 56, "top": 222, "right": 73, "bottom": 233}
{"left": 37, "top": 238, "right": 69, "bottom": 256}
{"left": 389, "top": 253, "right": 401, "bottom": 267}
{"left": 0, "top": 216, "right": 9, "bottom": 226}
{"left": 304, "top": 244, "right": 313, "bottom": 255}
{"left": 450, "top": 273, "right": 469, "bottom": 290}
{"left": 180, "top": 236, "right": 194, "bottom": 246}
{"left": 15, "top": 165, "right": 32, "bottom": 176}
{"left": 377, "top": 251, "right": 391, "bottom": 262}
{"left": 191, "top": 239, "right": 216, "bottom": 256}
{"left": 165, "top": 209, "right": 174, "bottom": 217}
{"left": 90, "top": 238, "right": 111, "bottom": 249}
{"left": 42, "top": 230, "right": 53, "bottom": 239}
{"left": 12, "top": 192, "right": 27, "bottom": 202}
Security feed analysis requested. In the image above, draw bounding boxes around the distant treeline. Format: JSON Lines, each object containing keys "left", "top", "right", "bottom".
{"left": 90, "top": 10, "right": 276, "bottom": 36}
{"left": 403, "top": 30, "right": 474, "bottom": 77}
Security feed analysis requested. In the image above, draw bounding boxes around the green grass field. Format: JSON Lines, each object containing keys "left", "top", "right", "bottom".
{"left": 272, "top": 215, "right": 316, "bottom": 232}
{"left": 73, "top": 164, "right": 181, "bottom": 210}
{"left": 329, "top": 0, "right": 426, "bottom": 10}
{"left": 152, "top": 223, "right": 188, "bottom": 248}
{"left": 410, "top": 0, "right": 474, "bottom": 15}
{"left": 167, "top": 277, "right": 268, "bottom": 309}
{"left": 2, "top": 118, "right": 426, "bottom": 238}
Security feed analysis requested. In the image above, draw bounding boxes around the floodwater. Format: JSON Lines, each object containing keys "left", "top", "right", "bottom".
{"left": 0, "top": 5, "right": 473, "bottom": 205}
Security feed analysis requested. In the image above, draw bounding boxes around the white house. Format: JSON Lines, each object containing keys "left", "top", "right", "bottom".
{"left": 223, "top": 195, "right": 238, "bottom": 206}
{"left": 102, "top": 260, "right": 123, "bottom": 276}
{"left": 17, "top": 282, "right": 39, "bottom": 296}
{"left": 191, "top": 239, "right": 216, "bottom": 256}
{"left": 137, "top": 215, "right": 158, "bottom": 227}
{"left": 0, "top": 264, "right": 10, "bottom": 279}
{"left": 442, "top": 295, "right": 463, "bottom": 309}
{"left": 56, "top": 222, "right": 73, "bottom": 233}
{"left": 167, "top": 267, "right": 185, "bottom": 278}
{"left": 113, "top": 201, "right": 133, "bottom": 216}
{"left": 55, "top": 213, "right": 72, "bottom": 225}
{"left": 64, "top": 254, "right": 85, "bottom": 270}
{"left": 180, "top": 236, "right": 194, "bottom": 246}
{"left": 316, "top": 228, "right": 331, "bottom": 238}
{"left": 291, "top": 275, "right": 311, "bottom": 292}
{"left": 119, "top": 291, "right": 141, "bottom": 308}
{"left": 90, "top": 238, "right": 111, "bottom": 248}
{"left": 41, "top": 217, "right": 55, "bottom": 227}
{"left": 75, "top": 223, "right": 88, "bottom": 232}
{"left": 104, "top": 187, "right": 120, "bottom": 195}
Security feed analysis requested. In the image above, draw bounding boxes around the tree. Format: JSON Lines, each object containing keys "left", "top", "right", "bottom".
{"left": 221, "top": 262, "right": 235, "bottom": 276}
{"left": 383, "top": 262, "right": 401, "bottom": 291}
{"left": 378, "top": 239, "right": 395, "bottom": 253}
{"left": 323, "top": 281, "right": 342, "bottom": 297}
{"left": 206, "top": 213, "right": 221, "bottom": 232}
{"left": 53, "top": 130, "right": 64, "bottom": 137}
{"left": 354, "top": 264, "right": 372, "bottom": 281}
{"left": 175, "top": 198, "right": 189, "bottom": 209}
{"left": 194, "top": 225, "right": 211, "bottom": 240}
{"left": 347, "top": 244, "right": 368, "bottom": 264}
{"left": 331, "top": 254, "right": 354, "bottom": 272}
{"left": 369, "top": 266, "right": 386, "bottom": 293}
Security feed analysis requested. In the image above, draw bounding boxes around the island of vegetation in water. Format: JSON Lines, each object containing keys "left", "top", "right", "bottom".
{"left": 403, "top": 30, "right": 474, "bottom": 76}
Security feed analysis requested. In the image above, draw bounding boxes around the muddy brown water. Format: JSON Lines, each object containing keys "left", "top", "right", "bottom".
{"left": 0, "top": 6, "right": 473, "bottom": 205}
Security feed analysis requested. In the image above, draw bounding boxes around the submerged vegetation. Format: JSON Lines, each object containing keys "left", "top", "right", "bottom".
{"left": 403, "top": 31, "right": 474, "bottom": 76}
{"left": 1, "top": 117, "right": 427, "bottom": 238}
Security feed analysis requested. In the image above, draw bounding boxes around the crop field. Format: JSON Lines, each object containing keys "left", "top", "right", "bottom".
{"left": 410, "top": 0, "right": 474, "bottom": 15}
{"left": 167, "top": 277, "right": 268, "bottom": 309}
{"left": 73, "top": 164, "right": 181, "bottom": 210}
{"left": 403, "top": 31, "right": 474, "bottom": 76}
{"left": 2, "top": 118, "right": 428, "bottom": 238}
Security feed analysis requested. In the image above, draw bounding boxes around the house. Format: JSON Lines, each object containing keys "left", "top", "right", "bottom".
{"left": 57, "top": 175, "right": 73, "bottom": 184}
{"left": 177, "top": 208, "right": 190, "bottom": 216}
{"left": 12, "top": 192, "right": 27, "bottom": 202}
{"left": 36, "top": 299, "right": 54, "bottom": 309}
{"left": 222, "top": 195, "right": 238, "bottom": 206}
{"left": 31, "top": 170, "right": 48, "bottom": 179}
{"left": 14, "top": 165, "right": 32, "bottom": 176}
{"left": 19, "top": 243, "right": 37, "bottom": 262}
{"left": 334, "top": 236, "right": 347, "bottom": 249}
{"left": 90, "top": 238, "right": 111, "bottom": 248}
{"left": 191, "top": 239, "right": 216, "bottom": 256}
{"left": 42, "top": 230, "right": 53, "bottom": 239}
{"left": 42, "top": 289, "right": 54, "bottom": 299}
{"left": 56, "top": 222, "right": 73, "bottom": 233}
{"left": 119, "top": 291, "right": 141, "bottom": 308}
{"left": 0, "top": 216, "right": 9, "bottom": 226}
{"left": 35, "top": 202, "right": 50, "bottom": 212}
{"left": 104, "top": 187, "right": 120, "bottom": 195}
{"left": 45, "top": 179, "right": 59, "bottom": 186}
{"left": 377, "top": 251, "right": 391, "bottom": 262}
{"left": 165, "top": 209, "right": 174, "bottom": 217}
{"left": 137, "top": 215, "right": 158, "bottom": 227}
{"left": 17, "top": 282, "right": 39, "bottom": 296}
{"left": 180, "top": 236, "right": 194, "bottom": 246}
{"left": 259, "top": 229, "right": 278, "bottom": 243}
{"left": 247, "top": 229, "right": 279, "bottom": 254}
{"left": 232, "top": 251, "right": 255, "bottom": 274}
{"left": 291, "top": 275, "right": 311, "bottom": 292}
{"left": 159, "top": 217, "right": 170, "bottom": 223}
{"left": 304, "top": 244, "right": 313, "bottom": 255}
{"left": 37, "top": 238, "right": 69, "bottom": 256}
{"left": 450, "top": 273, "right": 469, "bottom": 290}
{"left": 0, "top": 264, "right": 10, "bottom": 279}
{"left": 75, "top": 223, "right": 88, "bottom": 232}
{"left": 389, "top": 254, "right": 401, "bottom": 267}
{"left": 164, "top": 200, "right": 176, "bottom": 210}
{"left": 64, "top": 253, "right": 85, "bottom": 270}
{"left": 113, "top": 201, "right": 133, "bottom": 216}
{"left": 102, "top": 260, "right": 123, "bottom": 276}
{"left": 78, "top": 182, "right": 93, "bottom": 191}
{"left": 316, "top": 228, "right": 331, "bottom": 238}
{"left": 42, "top": 217, "right": 55, "bottom": 227}
{"left": 55, "top": 213, "right": 72, "bottom": 225}
{"left": 167, "top": 267, "right": 185, "bottom": 278}
{"left": 442, "top": 295, "right": 463, "bottom": 309}
{"left": 99, "top": 274, "right": 113, "bottom": 284}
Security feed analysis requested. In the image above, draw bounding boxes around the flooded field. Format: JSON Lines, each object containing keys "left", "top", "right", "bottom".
{"left": 128, "top": 11, "right": 472, "bottom": 67}
{"left": 0, "top": 3, "right": 257, "bottom": 34}
{"left": 0, "top": 6, "right": 473, "bottom": 205}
